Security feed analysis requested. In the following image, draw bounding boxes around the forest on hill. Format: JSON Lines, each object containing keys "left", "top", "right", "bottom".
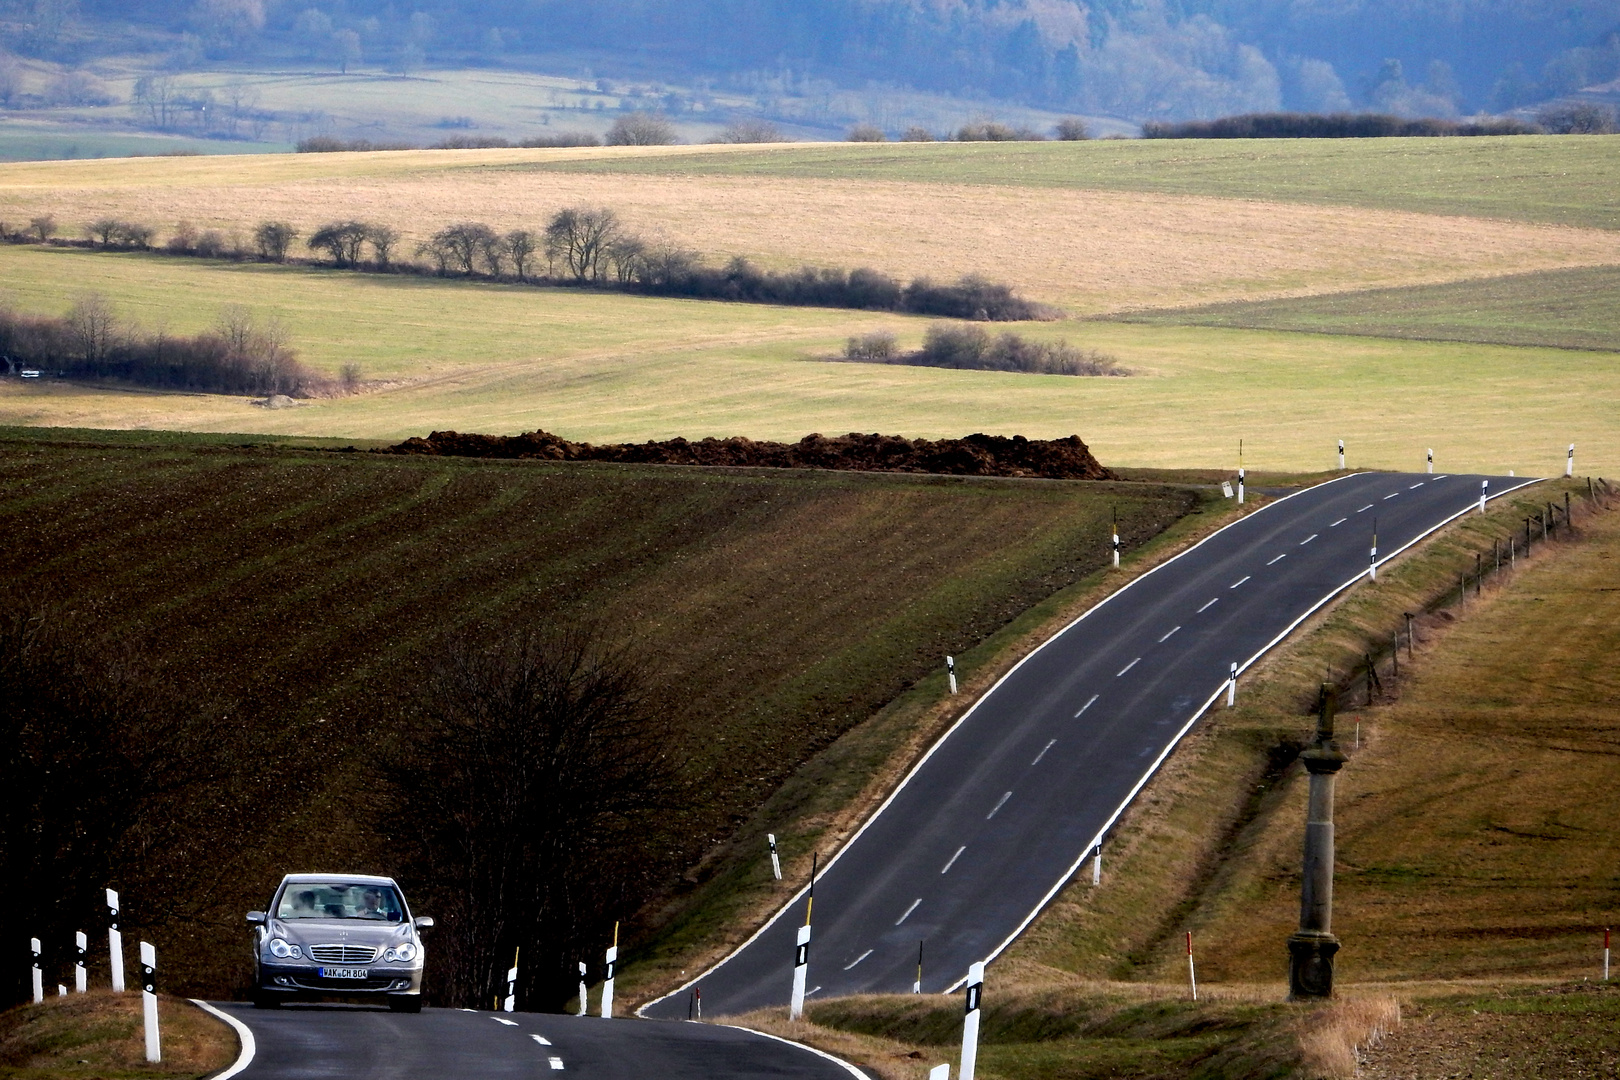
{"left": 5, "top": 0, "right": 1618, "bottom": 121}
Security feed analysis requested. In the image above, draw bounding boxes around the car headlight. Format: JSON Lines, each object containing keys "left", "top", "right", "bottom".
{"left": 268, "top": 938, "right": 303, "bottom": 959}
{"left": 384, "top": 941, "right": 418, "bottom": 963}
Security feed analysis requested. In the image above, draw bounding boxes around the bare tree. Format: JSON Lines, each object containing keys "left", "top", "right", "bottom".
{"left": 420, "top": 222, "right": 496, "bottom": 276}
{"left": 253, "top": 221, "right": 297, "bottom": 262}
{"left": 382, "top": 627, "right": 671, "bottom": 1009}
{"left": 1053, "top": 117, "right": 1091, "bottom": 140}
{"left": 714, "top": 118, "right": 786, "bottom": 143}
{"left": 899, "top": 126, "right": 935, "bottom": 142}
{"left": 132, "top": 75, "right": 179, "bottom": 129}
{"left": 113, "top": 222, "right": 154, "bottom": 250}
{"left": 605, "top": 233, "right": 646, "bottom": 284}
{"left": 635, "top": 238, "right": 700, "bottom": 287}
{"left": 478, "top": 230, "right": 507, "bottom": 277}
{"left": 334, "top": 28, "right": 362, "bottom": 74}
{"left": 28, "top": 215, "right": 56, "bottom": 242}
{"left": 605, "top": 111, "right": 676, "bottom": 146}
{"left": 86, "top": 218, "right": 122, "bottom": 246}
{"left": 366, "top": 224, "right": 400, "bottom": 268}
{"left": 166, "top": 220, "right": 200, "bottom": 253}
{"left": 306, "top": 221, "right": 369, "bottom": 267}
{"left": 846, "top": 124, "right": 886, "bottom": 142}
{"left": 543, "top": 207, "right": 623, "bottom": 283}
{"left": 65, "top": 293, "right": 119, "bottom": 363}
{"left": 504, "top": 229, "right": 537, "bottom": 281}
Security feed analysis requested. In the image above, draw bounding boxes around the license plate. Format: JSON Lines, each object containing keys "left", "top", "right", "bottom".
{"left": 320, "top": 967, "right": 369, "bottom": 979}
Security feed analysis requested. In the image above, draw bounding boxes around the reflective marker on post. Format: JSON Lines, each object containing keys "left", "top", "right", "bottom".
{"left": 1187, "top": 931, "right": 1197, "bottom": 1001}
{"left": 75, "top": 932, "right": 87, "bottom": 993}
{"left": 1568, "top": 444, "right": 1576, "bottom": 478}
{"left": 959, "top": 961, "right": 984, "bottom": 1080}
{"left": 789, "top": 924, "right": 811, "bottom": 1020}
{"left": 1479, "top": 479, "right": 1488, "bottom": 514}
{"left": 946, "top": 656, "right": 957, "bottom": 696}
{"left": 1112, "top": 508, "right": 1121, "bottom": 568}
{"left": 1369, "top": 521, "right": 1378, "bottom": 582}
{"left": 140, "top": 941, "right": 160, "bottom": 1063}
{"left": 108, "top": 889, "right": 125, "bottom": 994}
{"left": 577, "top": 962, "right": 588, "bottom": 1017}
{"left": 1337, "top": 439, "right": 1344, "bottom": 471}
{"left": 1227, "top": 663, "right": 1237, "bottom": 707}
{"left": 1092, "top": 843, "right": 1102, "bottom": 885}
{"left": 30, "top": 937, "right": 42, "bottom": 1004}
{"left": 1237, "top": 440, "right": 1245, "bottom": 505}
{"left": 1606, "top": 928, "right": 1611, "bottom": 982}
{"left": 914, "top": 939, "right": 923, "bottom": 994}
{"left": 768, "top": 833, "right": 782, "bottom": 880}
{"left": 1427, "top": 448, "right": 1433, "bottom": 474}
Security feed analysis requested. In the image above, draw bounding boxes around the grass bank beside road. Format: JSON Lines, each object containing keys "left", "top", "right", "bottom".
{"left": 0, "top": 991, "right": 234, "bottom": 1080}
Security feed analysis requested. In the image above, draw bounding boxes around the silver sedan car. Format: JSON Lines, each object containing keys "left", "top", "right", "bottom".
{"left": 248, "top": 874, "right": 433, "bottom": 1011}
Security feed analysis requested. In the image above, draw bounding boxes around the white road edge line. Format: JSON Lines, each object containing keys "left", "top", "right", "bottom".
{"left": 1074, "top": 694, "right": 1098, "bottom": 717}
{"left": 1267, "top": 553, "right": 1287, "bottom": 565}
{"left": 726, "top": 1024, "right": 874, "bottom": 1080}
{"left": 1300, "top": 534, "right": 1317, "bottom": 545}
{"left": 845, "top": 949, "right": 875, "bottom": 969}
{"left": 1197, "top": 597, "right": 1218, "bottom": 613}
{"left": 896, "top": 899, "right": 921, "bottom": 925}
{"left": 987, "top": 791, "right": 1012, "bottom": 818}
{"left": 1229, "top": 576, "right": 1250, "bottom": 589}
{"left": 941, "top": 846, "right": 965, "bottom": 874}
{"left": 531, "top": 1035, "right": 553, "bottom": 1046}
{"left": 1032, "top": 738, "right": 1057, "bottom": 765}
{"left": 641, "top": 471, "right": 1387, "bottom": 1015}
{"left": 937, "top": 472, "right": 1545, "bottom": 993}
{"left": 1158, "top": 625, "right": 1181, "bottom": 642}
{"left": 548, "top": 1055, "right": 565, "bottom": 1070}
{"left": 188, "top": 1001, "right": 255, "bottom": 1080}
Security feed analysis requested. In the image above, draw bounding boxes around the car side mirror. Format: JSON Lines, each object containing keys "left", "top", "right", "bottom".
{"left": 246, "top": 911, "right": 266, "bottom": 925}
{"left": 413, "top": 917, "right": 434, "bottom": 929}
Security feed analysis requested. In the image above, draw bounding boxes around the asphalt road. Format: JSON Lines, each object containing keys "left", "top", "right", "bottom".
{"left": 210, "top": 1002, "right": 864, "bottom": 1080}
{"left": 644, "top": 470, "right": 1538, "bottom": 1018}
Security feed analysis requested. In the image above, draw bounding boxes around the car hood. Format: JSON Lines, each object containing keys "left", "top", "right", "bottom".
{"left": 271, "top": 919, "right": 414, "bottom": 947}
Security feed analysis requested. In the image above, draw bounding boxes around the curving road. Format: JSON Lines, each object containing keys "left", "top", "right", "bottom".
{"left": 207, "top": 1002, "right": 865, "bottom": 1079}
{"left": 644, "top": 471, "right": 1538, "bottom": 1018}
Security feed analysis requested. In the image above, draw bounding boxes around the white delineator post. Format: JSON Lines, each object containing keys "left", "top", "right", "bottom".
{"left": 1227, "top": 662, "right": 1237, "bottom": 707}
{"left": 139, "top": 941, "right": 160, "bottom": 1063}
{"left": 768, "top": 833, "right": 782, "bottom": 880}
{"left": 1605, "top": 928, "right": 1611, "bottom": 982}
{"left": 503, "top": 947, "right": 518, "bottom": 1012}
{"left": 107, "top": 889, "right": 125, "bottom": 993}
{"left": 577, "top": 962, "right": 588, "bottom": 1016}
{"left": 914, "top": 940, "right": 923, "bottom": 994}
{"left": 930, "top": 1065, "right": 950, "bottom": 1080}
{"left": 30, "top": 938, "right": 43, "bottom": 1004}
{"left": 1237, "top": 440, "right": 1245, "bottom": 505}
{"left": 1112, "top": 511, "right": 1121, "bottom": 568}
{"left": 600, "top": 924, "right": 619, "bottom": 1019}
{"left": 1186, "top": 931, "right": 1198, "bottom": 1001}
{"left": 1337, "top": 439, "right": 1344, "bottom": 471}
{"left": 959, "top": 961, "right": 984, "bottom": 1080}
{"left": 946, "top": 656, "right": 957, "bottom": 695}
{"left": 1568, "top": 444, "right": 1575, "bottom": 478}
{"left": 789, "top": 924, "right": 811, "bottom": 1020}
{"left": 1092, "top": 843, "right": 1102, "bottom": 885}
{"left": 1479, "top": 479, "right": 1489, "bottom": 514}
{"left": 1427, "top": 448, "right": 1433, "bottom": 474}
{"left": 75, "top": 932, "right": 87, "bottom": 993}
{"left": 1369, "top": 523, "right": 1378, "bottom": 582}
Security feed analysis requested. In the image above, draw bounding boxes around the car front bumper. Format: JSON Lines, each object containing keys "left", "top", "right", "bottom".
{"left": 258, "top": 960, "right": 423, "bottom": 995}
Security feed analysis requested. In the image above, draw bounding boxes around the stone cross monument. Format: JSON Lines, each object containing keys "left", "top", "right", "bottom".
{"left": 1288, "top": 684, "right": 1347, "bottom": 999}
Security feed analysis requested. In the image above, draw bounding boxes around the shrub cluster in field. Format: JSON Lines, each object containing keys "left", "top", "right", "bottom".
{"left": 844, "top": 324, "right": 1125, "bottom": 376}
{"left": 0, "top": 295, "right": 345, "bottom": 397}
{"left": 848, "top": 116, "right": 1090, "bottom": 141}
{"left": 1140, "top": 111, "right": 1546, "bottom": 138}
{"left": 8, "top": 208, "right": 1054, "bottom": 322}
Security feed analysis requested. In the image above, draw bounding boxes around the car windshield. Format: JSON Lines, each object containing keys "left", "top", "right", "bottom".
{"left": 276, "top": 883, "right": 405, "bottom": 922}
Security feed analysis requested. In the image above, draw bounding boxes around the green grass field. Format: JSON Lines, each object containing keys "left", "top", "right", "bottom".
{"left": 1114, "top": 264, "right": 1620, "bottom": 352}
{"left": 1, "top": 245, "right": 1613, "bottom": 477}
{"left": 528, "top": 136, "right": 1620, "bottom": 231}
{"left": 0, "top": 428, "right": 1197, "bottom": 997}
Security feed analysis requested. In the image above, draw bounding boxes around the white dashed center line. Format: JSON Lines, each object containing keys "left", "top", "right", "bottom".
{"left": 1435, "top": 474, "right": 1449, "bottom": 480}
{"left": 493, "top": 1018, "right": 518, "bottom": 1027}
{"left": 1197, "top": 597, "right": 1219, "bottom": 613}
{"left": 1300, "top": 534, "right": 1318, "bottom": 545}
{"left": 1383, "top": 492, "right": 1400, "bottom": 500}
{"left": 1331, "top": 517, "right": 1348, "bottom": 527}
{"left": 1032, "top": 738, "right": 1056, "bottom": 765}
{"left": 1117, "top": 657, "right": 1141, "bottom": 676}
{"left": 1409, "top": 482, "right": 1425, "bottom": 489}
{"left": 1074, "top": 694, "right": 1099, "bottom": 718}
{"left": 1267, "top": 553, "right": 1287, "bottom": 565}
{"left": 1230, "top": 576, "right": 1251, "bottom": 589}
{"left": 1357, "top": 503, "right": 1374, "bottom": 513}
{"left": 1159, "top": 625, "right": 1181, "bottom": 642}
{"left": 845, "top": 949, "right": 875, "bottom": 969}
{"left": 987, "top": 791, "right": 1012, "bottom": 819}
{"left": 896, "top": 899, "right": 921, "bottom": 925}
{"left": 531, "top": 1035, "right": 552, "bottom": 1046}
{"left": 941, "top": 846, "right": 966, "bottom": 874}
{"left": 548, "top": 1056, "right": 565, "bottom": 1071}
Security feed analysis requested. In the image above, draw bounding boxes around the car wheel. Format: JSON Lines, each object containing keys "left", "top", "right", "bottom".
{"left": 387, "top": 996, "right": 423, "bottom": 1014}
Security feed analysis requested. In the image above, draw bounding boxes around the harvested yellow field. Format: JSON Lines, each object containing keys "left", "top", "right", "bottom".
{"left": 5, "top": 148, "right": 1619, "bottom": 312}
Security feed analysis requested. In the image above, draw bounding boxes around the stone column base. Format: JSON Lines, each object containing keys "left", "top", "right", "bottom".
{"left": 1287, "top": 931, "right": 1340, "bottom": 1000}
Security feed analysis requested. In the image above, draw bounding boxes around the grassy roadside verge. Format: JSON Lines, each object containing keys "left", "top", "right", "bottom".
{"left": 0, "top": 991, "right": 234, "bottom": 1080}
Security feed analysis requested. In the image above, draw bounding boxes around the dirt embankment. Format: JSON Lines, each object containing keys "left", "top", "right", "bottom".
{"left": 386, "top": 429, "right": 1114, "bottom": 481}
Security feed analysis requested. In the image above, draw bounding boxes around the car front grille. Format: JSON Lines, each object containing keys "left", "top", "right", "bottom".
{"left": 309, "top": 944, "right": 379, "bottom": 964}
